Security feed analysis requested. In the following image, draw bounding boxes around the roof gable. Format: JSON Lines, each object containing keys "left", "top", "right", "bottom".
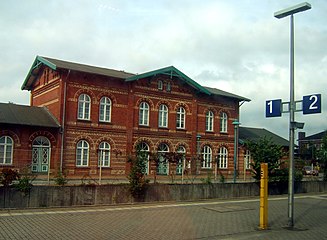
{"left": 0, "top": 103, "right": 60, "bottom": 128}
{"left": 126, "top": 66, "right": 212, "bottom": 95}
{"left": 22, "top": 56, "right": 134, "bottom": 90}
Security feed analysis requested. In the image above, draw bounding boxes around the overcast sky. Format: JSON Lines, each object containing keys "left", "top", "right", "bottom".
{"left": 1, "top": 0, "right": 326, "bottom": 139}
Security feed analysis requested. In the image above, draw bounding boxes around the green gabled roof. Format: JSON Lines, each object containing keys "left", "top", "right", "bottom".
{"left": 126, "top": 66, "right": 212, "bottom": 95}
{"left": 21, "top": 56, "right": 134, "bottom": 91}
{"left": 21, "top": 56, "right": 57, "bottom": 90}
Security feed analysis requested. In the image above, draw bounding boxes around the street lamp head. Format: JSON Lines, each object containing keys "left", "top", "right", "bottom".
{"left": 274, "top": 2, "right": 311, "bottom": 19}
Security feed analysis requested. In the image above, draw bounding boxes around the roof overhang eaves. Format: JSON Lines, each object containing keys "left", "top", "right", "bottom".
{"left": 21, "top": 56, "right": 57, "bottom": 90}
{"left": 125, "top": 66, "right": 212, "bottom": 95}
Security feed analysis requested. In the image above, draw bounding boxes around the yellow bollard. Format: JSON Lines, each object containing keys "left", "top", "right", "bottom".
{"left": 259, "top": 163, "right": 268, "bottom": 230}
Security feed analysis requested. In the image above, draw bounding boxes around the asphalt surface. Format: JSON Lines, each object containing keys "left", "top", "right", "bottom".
{"left": 0, "top": 193, "right": 326, "bottom": 240}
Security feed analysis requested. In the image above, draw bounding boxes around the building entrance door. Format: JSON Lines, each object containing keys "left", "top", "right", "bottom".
{"left": 32, "top": 136, "right": 51, "bottom": 173}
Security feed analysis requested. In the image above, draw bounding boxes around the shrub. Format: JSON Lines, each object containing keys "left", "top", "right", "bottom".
{"left": 0, "top": 169, "right": 19, "bottom": 187}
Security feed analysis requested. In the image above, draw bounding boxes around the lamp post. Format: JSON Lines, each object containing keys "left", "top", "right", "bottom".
{"left": 274, "top": 2, "right": 311, "bottom": 228}
{"left": 232, "top": 120, "right": 240, "bottom": 183}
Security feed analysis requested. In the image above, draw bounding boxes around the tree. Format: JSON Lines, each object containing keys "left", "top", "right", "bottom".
{"left": 246, "top": 137, "right": 285, "bottom": 182}
{"left": 127, "top": 147, "right": 150, "bottom": 199}
{"left": 317, "top": 134, "right": 327, "bottom": 181}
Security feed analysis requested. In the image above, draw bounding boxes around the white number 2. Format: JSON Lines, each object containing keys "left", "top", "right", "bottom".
{"left": 309, "top": 95, "right": 318, "bottom": 110}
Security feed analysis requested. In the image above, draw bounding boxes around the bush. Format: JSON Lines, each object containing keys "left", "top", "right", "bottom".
{"left": 0, "top": 169, "right": 19, "bottom": 187}
{"left": 54, "top": 170, "right": 68, "bottom": 186}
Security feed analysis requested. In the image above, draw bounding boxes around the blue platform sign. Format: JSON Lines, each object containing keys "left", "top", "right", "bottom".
{"left": 266, "top": 99, "right": 282, "bottom": 117}
{"left": 303, "top": 94, "right": 321, "bottom": 115}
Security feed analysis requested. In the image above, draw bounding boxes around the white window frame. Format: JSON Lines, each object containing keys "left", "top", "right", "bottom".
{"left": 205, "top": 111, "right": 214, "bottom": 132}
{"left": 99, "top": 97, "right": 111, "bottom": 122}
{"left": 176, "top": 107, "right": 185, "bottom": 129}
{"left": 78, "top": 94, "right": 91, "bottom": 120}
{"left": 139, "top": 102, "right": 149, "bottom": 126}
{"left": 138, "top": 142, "right": 150, "bottom": 175}
{"left": 158, "top": 104, "right": 168, "bottom": 128}
{"left": 218, "top": 147, "right": 228, "bottom": 169}
{"left": 76, "top": 140, "right": 89, "bottom": 167}
{"left": 0, "top": 136, "right": 13, "bottom": 165}
{"left": 157, "top": 143, "right": 169, "bottom": 175}
{"left": 158, "top": 80, "right": 163, "bottom": 90}
{"left": 176, "top": 145, "right": 186, "bottom": 175}
{"left": 98, "top": 142, "right": 111, "bottom": 167}
{"left": 202, "top": 145, "right": 212, "bottom": 169}
{"left": 220, "top": 112, "right": 228, "bottom": 133}
{"left": 244, "top": 150, "right": 251, "bottom": 169}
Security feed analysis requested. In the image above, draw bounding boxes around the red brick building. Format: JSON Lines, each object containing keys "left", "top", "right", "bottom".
{"left": 1, "top": 56, "right": 252, "bottom": 183}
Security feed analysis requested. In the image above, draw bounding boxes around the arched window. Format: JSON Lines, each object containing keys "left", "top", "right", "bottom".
{"left": 99, "top": 97, "right": 111, "bottom": 122}
{"left": 78, "top": 94, "right": 91, "bottom": 120}
{"left": 157, "top": 143, "right": 169, "bottom": 175}
{"left": 176, "top": 145, "right": 186, "bottom": 175}
{"left": 0, "top": 136, "right": 13, "bottom": 165}
{"left": 98, "top": 142, "right": 110, "bottom": 167}
{"left": 137, "top": 142, "right": 150, "bottom": 175}
{"left": 244, "top": 150, "right": 251, "bottom": 169}
{"left": 32, "top": 136, "right": 50, "bottom": 172}
{"left": 206, "top": 111, "right": 214, "bottom": 132}
{"left": 176, "top": 106, "right": 185, "bottom": 129}
{"left": 158, "top": 104, "right": 168, "bottom": 128}
{"left": 76, "top": 140, "right": 89, "bottom": 167}
{"left": 218, "top": 147, "right": 228, "bottom": 169}
{"left": 139, "top": 102, "right": 149, "bottom": 126}
{"left": 220, "top": 112, "right": 228, "bottom": 133}
{"left": 202, "top": 145, "right": 212, "bottom": 168}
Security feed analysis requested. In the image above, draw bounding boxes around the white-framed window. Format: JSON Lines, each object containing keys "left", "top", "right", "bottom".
{"left": 205, "top": 111, "right": 214, "bottom": 132}
{"left": 202, "top": 145, "right": 212, "bottom": 169}
{"left": 139, "top": 102, "right": 149, "bottom": 126}
{"left": 0, "top": 136, "right": 13, "bottom": 165}
{"left": 138, "top": 142, "right": 150, "bottom": 175}
{"left": 218, "top": 147, "right": 228, "bottom": 169}
{"left": 99, "top": 97, "right": 111, "bottom": 122}
{"left": 76, "top": 140, "right": 89, "bottom": 167}
{"left": 244, "top": 150, "right": 251, "bottom": 169}
{"left": 32, "top": 136, "right": 50, "bottom": 172}
{"left": 158, "top": 80, "right": 163, "bottom": 90}
{"left": 157, "top": 143, "right": 169, "bottom": 175}
{"left": 176, "top": 106, "right": 185, "bottom": 129}
{"left": 78, "top": 94, "right": 91, "bottom": 120}
{"left": 220, "top": 112, "right": 228, "bottom": 133}
{"left": 176, "top": 145, "right": 186, "bottom": 175}
{"left": 158, "top": 104, "right": 168, "bottom": 128}
{"left": 98, "top": 142, "right": 110, "bottom": 167}
{"left": 166, "top": 82, "right": 171, "bottom": 92}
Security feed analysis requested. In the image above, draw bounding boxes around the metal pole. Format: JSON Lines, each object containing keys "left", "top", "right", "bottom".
{"left": 288, "top": 14, "right": 295, "bottom": 228}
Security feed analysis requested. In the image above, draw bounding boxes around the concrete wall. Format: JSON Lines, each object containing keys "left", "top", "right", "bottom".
{"left": 1, "top": 181, "right": 326, "bottom": 209}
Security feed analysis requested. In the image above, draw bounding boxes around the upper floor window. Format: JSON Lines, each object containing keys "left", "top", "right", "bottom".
{"left": 0, "top": 136, "right": 13, "bottom": 165}
{"left": 244, "top": 150, "right": 251, "bottom": 169}
{"left": 158, "top": 80, "right": 163, "bottom": 90}
{"left": 176, "top": 107, "right": 185, "bottom": 129}
{"left": 158, "top": 104, "right": 168, "bottom": 128}
{"left": 205, "top": 111, "right": 214, "bottom": 132}
{"left": 202, "top": 145, "right": 212, "bottom": 169}
{"left": 139, "top": 102, "right": 149, "bottom": 126}
{"left": 220, "top": 112, "right": 228, "bottom": 133}
{"left": 157, "top": 143, "right": 169, "bottom": 175}
{"left": 78, "top": 94, "right": 91, "bottom": 120}
{"left": 218, "top": 147, "right": 228, "bottom": 169}
{"left": 98, "top": 142, "right": 111, "bottom": 167}
{"left": 99, "top": 97, "right": 111, "bottom": 122}
{"left": 76, "top": 140, "right": 89, "bottom": 167}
